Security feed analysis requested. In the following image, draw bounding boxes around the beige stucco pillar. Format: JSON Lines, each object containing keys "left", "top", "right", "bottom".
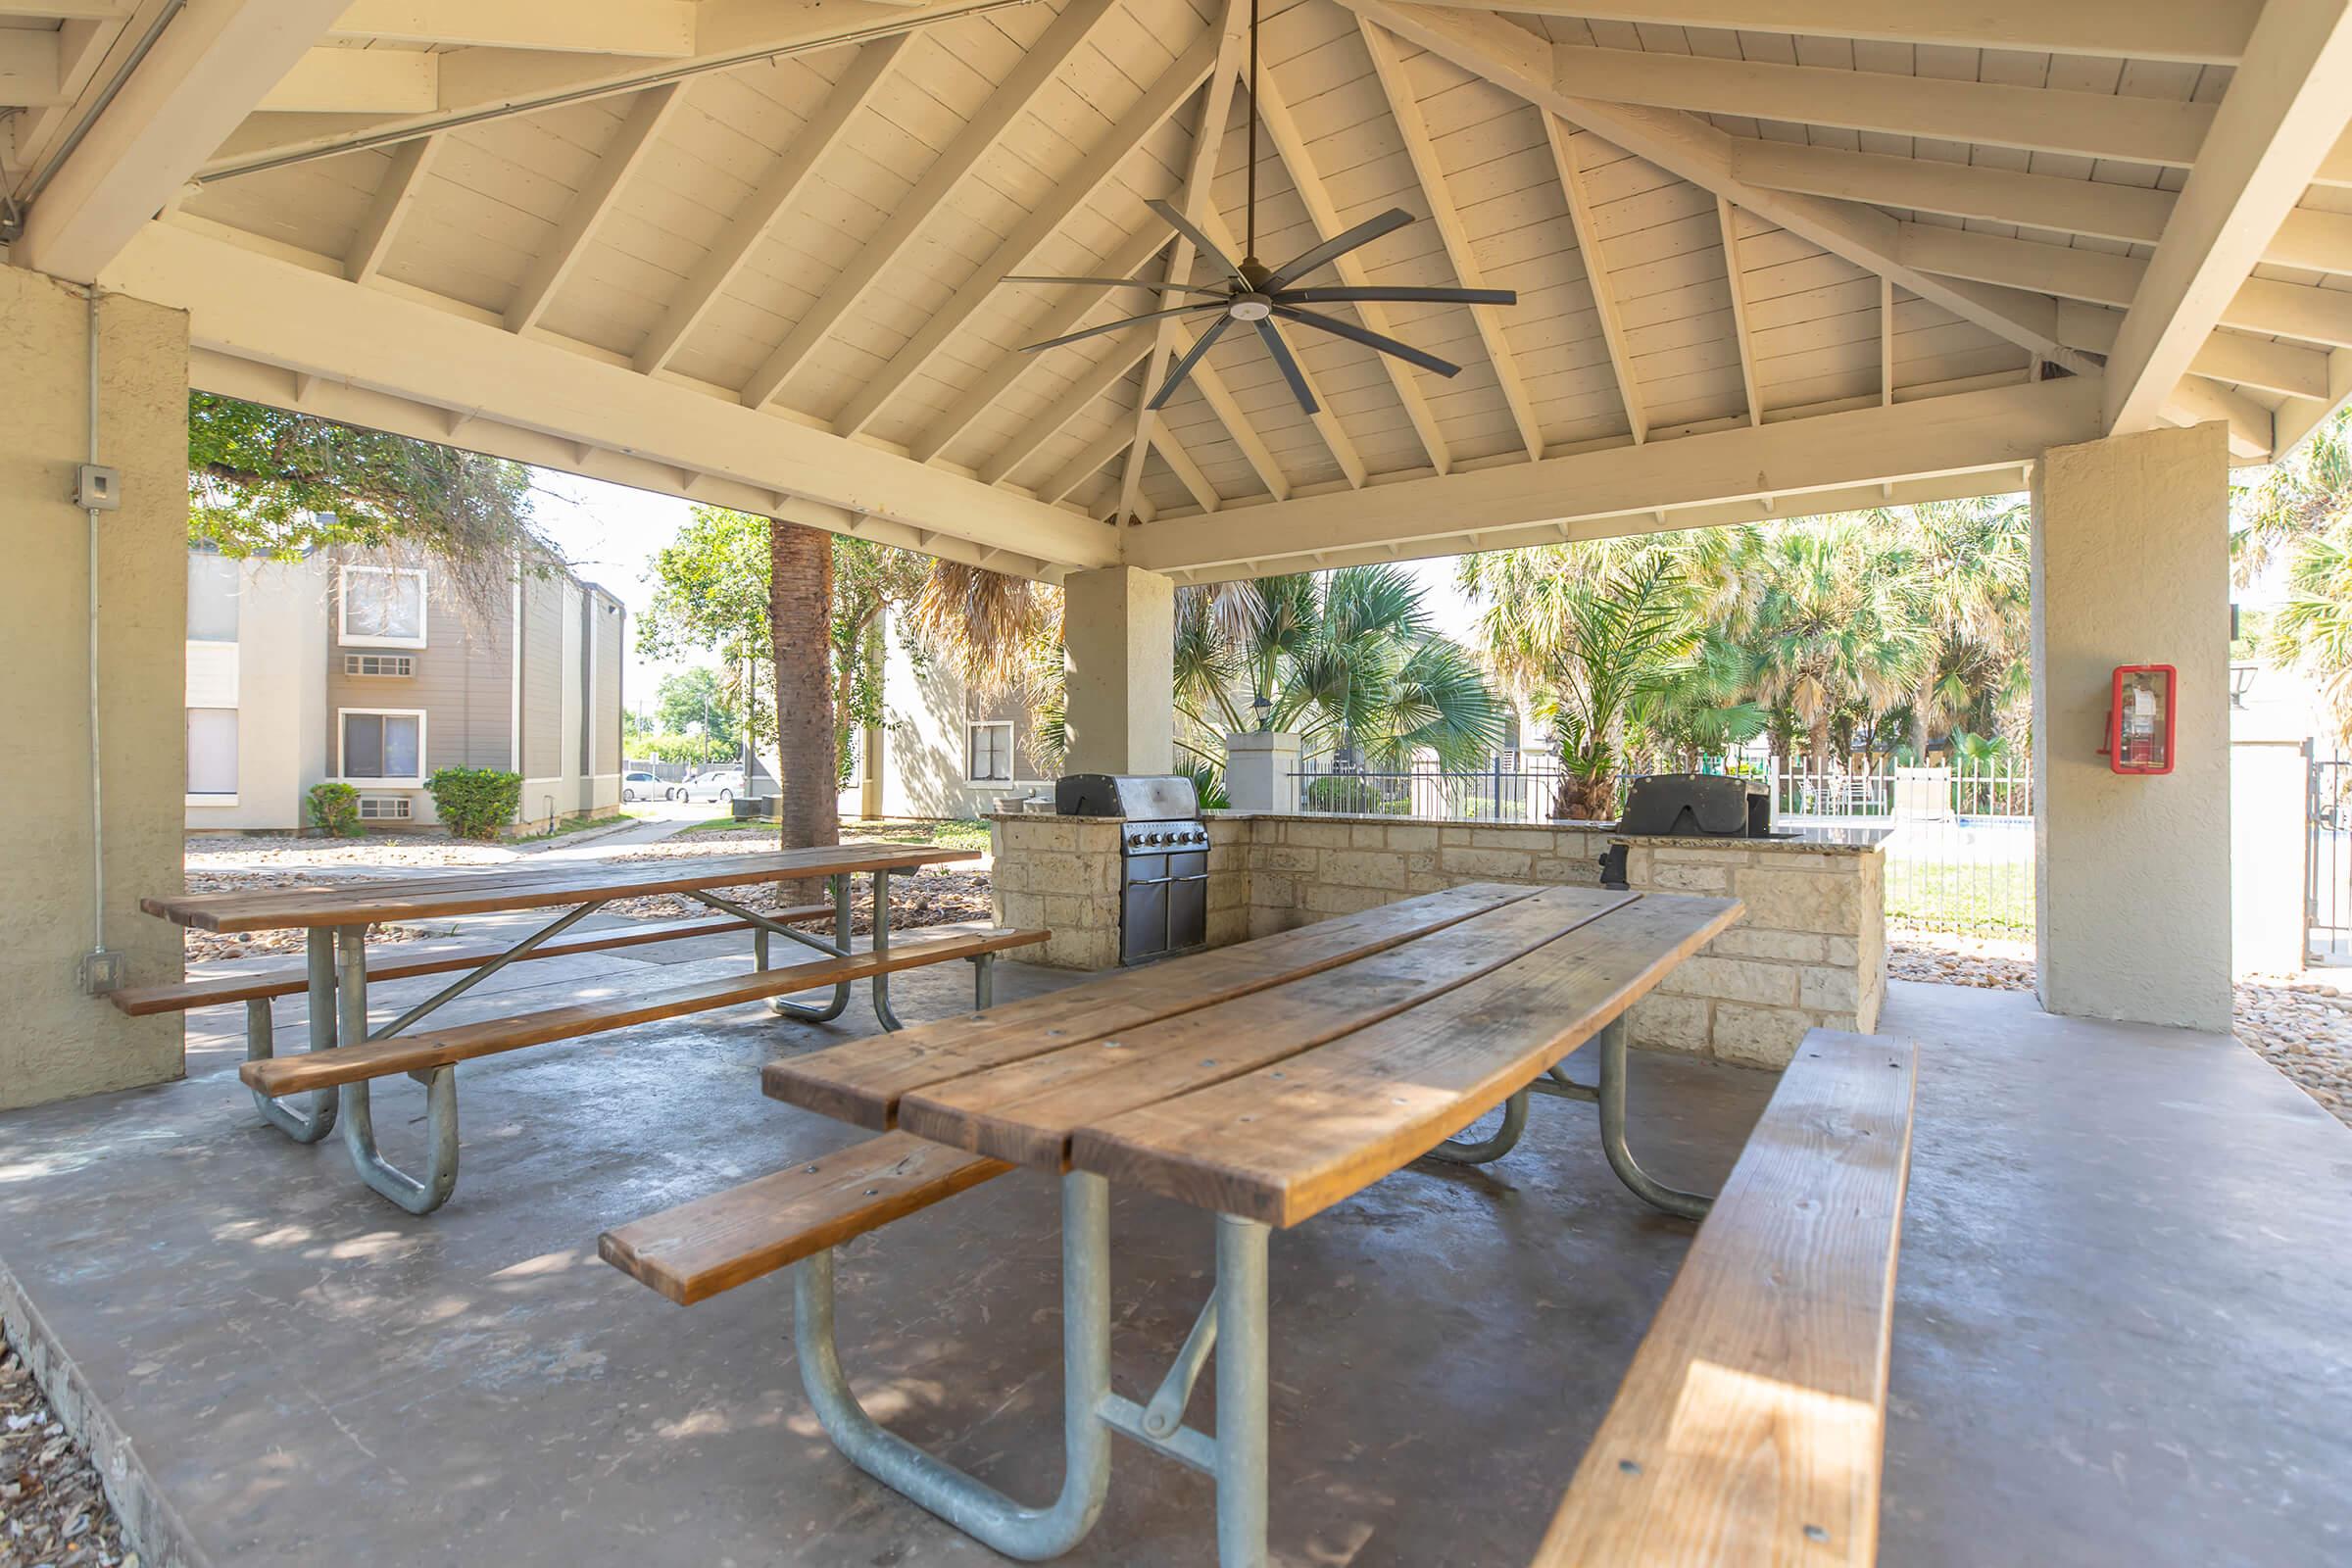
{"left": 2031, "top": 421, "right": 2231, "bottom": 1032}
{"left": 0, "top": 267, "right": 191, "bottom": 1107}
{"left": 1061, "top": 564, "right": 1173, "bottom": 777}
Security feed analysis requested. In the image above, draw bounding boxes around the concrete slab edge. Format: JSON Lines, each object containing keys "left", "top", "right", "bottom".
{"left": 0, "top": 1249, "right": 215, "bottom": 1568}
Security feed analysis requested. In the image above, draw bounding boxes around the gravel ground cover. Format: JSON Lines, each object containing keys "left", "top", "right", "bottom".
{"left": 1, "top": 1344, "right": 132, "bottom": 1567}
{"left": 599, "top": 834, "right": 992, "bottom": 934}
{"left": 1892, "top": 926, "right": 2352, "bottom": 1128}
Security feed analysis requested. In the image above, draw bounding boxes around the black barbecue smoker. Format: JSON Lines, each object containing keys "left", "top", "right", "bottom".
{"left": 1054, "top": 773, "right": 1211, "bottom": 964}
{"left": 1598, "top": 772, "right": 1785, "bottom": 888}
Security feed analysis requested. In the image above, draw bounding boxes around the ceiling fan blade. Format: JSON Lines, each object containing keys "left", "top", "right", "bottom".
{"left": 1005, "top": 275, "right": 1231, "bottom": 298}
{"left": 1273, "top": 304, "right": 1460, "bottom": 378}
{"left": 1278, "top": 285, "right": 1518, "bottom": 306}
{"left": 1254, "top": 318, "right": 1320, "bottom": 416}
{"left": 1147, "top": 198, "right": 1248, "bottom": 286}
{"left": 1262, "top": 207, "right": 1414, "bottom": 291}
{"left": 1147, "top": 315, "right": 1234, "bottom": 410}
{"left": 1020, "top": 303, "right": 1223, "bottom": 355}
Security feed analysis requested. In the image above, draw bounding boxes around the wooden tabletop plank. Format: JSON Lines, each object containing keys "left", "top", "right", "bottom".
{"left": 141, "top": 844, "right": 977, "bottom": 931}
{"left": 1070, "top": 894, "right": 1743, "bottom": 1227}
{"left": 898, "top": 888, "right": 1639, "bottom": 1168}
{"left": 763, "top": 884, "right": 1540, "bottom": 1130}
{"left": 1532, "top": 1030, "right": 1916, "bottom": 1567}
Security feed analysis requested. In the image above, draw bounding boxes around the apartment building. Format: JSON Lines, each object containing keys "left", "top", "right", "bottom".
{"left": 838, "top": 604, "right": 1052, "bottom": 819}
{"left": 186, "top": 544, "right": 625, "bottom": 831}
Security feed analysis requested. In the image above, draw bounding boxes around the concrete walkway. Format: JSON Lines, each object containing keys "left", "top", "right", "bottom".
{"left": 0, "top": 973, "right": 2345, "bottom": 1566}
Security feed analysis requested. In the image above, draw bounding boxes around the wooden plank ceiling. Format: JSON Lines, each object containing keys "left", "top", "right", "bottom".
{"left": 8, "top": 0, "right": 2352, "bottom": 580}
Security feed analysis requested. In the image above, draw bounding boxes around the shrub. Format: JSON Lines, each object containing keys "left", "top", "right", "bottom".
{"left": 425, "top": 766, "right": 522, "bottom": 840}
{"left": 307, "top": 781, "right": 363, "bottom": 838}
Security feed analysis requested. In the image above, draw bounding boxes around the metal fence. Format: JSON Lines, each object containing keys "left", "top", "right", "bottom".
{"left": 1290, "top": 756, "right": 2035, "bottom": 937}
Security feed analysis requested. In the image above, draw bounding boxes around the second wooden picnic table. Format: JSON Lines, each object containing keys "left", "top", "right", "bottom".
{"left": 141, "top": 842, "right": 985, "bottom": 1211}
{"left": 758, "top": 880, "right": 1742, "bottom": 1566}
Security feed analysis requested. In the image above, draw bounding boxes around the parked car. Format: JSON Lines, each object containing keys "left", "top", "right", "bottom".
{"left": 677, "top": 769, "right": 749, "bottom": 804}
{"left": 620, "top": 770, "right": 663, "bottom": 803}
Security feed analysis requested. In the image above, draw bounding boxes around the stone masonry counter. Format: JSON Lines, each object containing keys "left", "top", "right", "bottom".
{"left": 988, "top": 811, "right": 1883, "bottom": 1068}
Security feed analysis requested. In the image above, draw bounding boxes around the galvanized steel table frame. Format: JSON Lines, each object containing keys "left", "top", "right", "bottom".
{"left": 787, "top": 1013, "right": 1715, "bottom": 1567}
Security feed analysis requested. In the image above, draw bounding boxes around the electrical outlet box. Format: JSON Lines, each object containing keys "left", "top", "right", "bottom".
{"left": 78, "top": 948, "right": 124, "bottom": 996}
{"left": 74, "top": 464, "right": 122, "bottom": 510}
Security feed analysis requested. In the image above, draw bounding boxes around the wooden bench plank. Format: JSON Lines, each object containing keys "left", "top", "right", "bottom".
{"left": 599, "top": 1132, "right": 1010, "bottom": 1305}
{"left": 1531, "top": 1030, "right": 1917, "bottom": 1567}
{"left": 1071, "top": 895, "right": 1743, "bottom": 1228}
{"left": 144, "top": 843, "right": 979, "bottom": 931}
{"left": 762, "top": 884, "right": 1542, "bottom": 1131}
{"left": 898, "top": 888, "right": 1639, "bottom": 1168}
{"left": 241, "top": 928, "right": 1047, "bottom": 1097}
{"left": 108, "top": 906, "right": 834, "bottom": 1015}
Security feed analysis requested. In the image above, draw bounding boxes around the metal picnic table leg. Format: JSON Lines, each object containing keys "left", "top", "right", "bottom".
{"left": 1422, "top": 1088, "right": 1531, "bottom": 1165}
{"left": 244, "top": 928, "right": 342, "bottom": 1143}
{"left": 868, "top": 866, "right": 906, "bottom": 1033}
{"left": 1212, "top": 1213, "right": 1271, "bottom": 1568}
{"left": 794, "top": 1170, "right": 1114, "bottom": 1559}
{"left": 768, "top": 873, "right": 855, "bottom": 1024}
{"left": 333, "top": 926, "right": 460, "bottom": 1216}
{"left": 1593, "top": 1016, "right": 1713, "bottom": 1221}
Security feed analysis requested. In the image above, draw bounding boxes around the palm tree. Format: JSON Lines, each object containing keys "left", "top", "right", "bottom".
{"left": 1886, "top": 499, "right": 2031, "bottom": 757}
{"left": 2234, "top": 406, "right": 2352, "bottom": 744}
{"left": 1716, "top": 517, "right": 1934, "bottom": 774}
{"left": 768, "top": 517, "right": 840, "bottom": 901}
{"left": 1173, "top": 566, "right": 1504, "bottom": 781}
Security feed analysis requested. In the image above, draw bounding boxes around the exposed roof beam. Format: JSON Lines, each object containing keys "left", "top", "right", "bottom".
{"left": 1131, "top": 375, "right": 2103, "bottom": 575}
{"left": 1879, "top": 277, "right": 1894, "bottom": 406}
{"left": 1046, "top": 417, "right": 1141, "bottom": 507}
{"left": 1733, "top": 140, "right": 2352, "bottom": 278}
{"left": 1116, "top": 0, "right": 1248, "bottom": 527}
{"left": 6, "top": 16, "right": 123, "bottom": 174}
{"left": 834, "top": 23, "right": 1222, "bottom": 437}
{"left": 325, "top": 0, "right": 700, "bottom": 58}
{"left": 1347, "top": 2, "right": 2095, "bottom": 374}
{"left": 194, "top": 0, "right": 1020, "bottom": 179}
{"left": 1716, "top": 197, "right": 1762, "bottom": 426}
{"left": 1148, "top": 415, "right": 1221, "bottom": 513}
{"left": 1253, "top": 44, "right": 1452, "bottom": 473}
{"left": 258, "top": 48, "right": 439, "bottom": 115}
{"left": 1542, "top": 114, "right": 1644, "bottom": 442}
{"left": 983, "top": 329, "right": 1154, "bottom": 487}
{"left": 15, "top": 0, "right": 354, "bottom": 281}
{"left": 2051, "top": 300, "right": 2328, "bottom": 402}
{"left": 1390, "top": 0, "right": 2261, "bottom": 68}
{"left": 910, "top": 222, "right": 1169, "bottom": 463}
{"left": 633, "top": 37, "right": 901, "bottom": 375}
{"left": 738, "top": 0, "right": 1118, "bottom": 410}
{"left": 1547, "top": 38, "right": 2212, "bottom": 168}
{"left": 505, "top": 82, "right": 686, "bottom": 334}
{"left": 113, "top": 220, "right": 1114, "bottom": 567}
{"left": 1200, "top": 205, "right": 1366, "bottom": 488}
{"left": 344, "top": 133, "right": 439, "bottom": 283}
{"left": 0, "top": 3, "right": 125, "bottom": 17}
{"left": 1358, "top": 18, "right": 1541, "bottom": 460}
{"left": 2161, "top": 374, "right": 2273, "bottom": 460}
{"left": 1900, "top": 222, "right": 2352, "bottom": 350}
{"left": 0, "top": 30, "right": 59, "bottom": 107}
{"left": 2103, "top": 0, "right": 2352, "bottom": 437}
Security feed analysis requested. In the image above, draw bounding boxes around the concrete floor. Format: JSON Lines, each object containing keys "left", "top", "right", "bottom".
{"left": 0, "top": 942, "right": 2346, "bottom": 1567}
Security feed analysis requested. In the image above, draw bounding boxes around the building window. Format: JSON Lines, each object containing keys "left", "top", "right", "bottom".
{"left": 186, "top": 708, "right": 237, "bottom": 796}
{"left": 340, "top": 709, "right": 425, "bottom": 784}
{"left": 967, "top": 721, "right": 1013, "bottom": 783}
{"left": 339, "top": 565, "right": 427, "bottom": 648}
{"left": 187, "top": 553, "right": 240, "bottom": 643}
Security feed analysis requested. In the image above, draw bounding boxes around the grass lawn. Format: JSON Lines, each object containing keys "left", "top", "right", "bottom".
{"left": 511, "top": 812, "right": 627, "bottom": 844}
{"left": 1885, "top": 857, "right": 2034, "bottom": 935}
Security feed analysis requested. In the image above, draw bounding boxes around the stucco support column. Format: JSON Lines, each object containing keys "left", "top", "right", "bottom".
{"left": 1061, "top": 565, "right": 1173, "bottom": 777}
{"left": 0, "top": 267, "right": 190, "bottom": 1108}
{"left": 2031, "top": 422, "right": 2231, "bottom": 1032}
{"left": 1224, "top": 731, "right": 1300, "bottom": 812}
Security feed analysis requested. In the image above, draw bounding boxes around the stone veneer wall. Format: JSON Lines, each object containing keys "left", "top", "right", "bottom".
{"left": 989, "top": 812, "right": 1884, "bottom": 1068}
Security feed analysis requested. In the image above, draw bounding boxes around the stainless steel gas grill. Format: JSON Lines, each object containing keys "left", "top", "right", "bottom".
{"left": 1054, "top": 773, "right": 1210, "bottom": 965}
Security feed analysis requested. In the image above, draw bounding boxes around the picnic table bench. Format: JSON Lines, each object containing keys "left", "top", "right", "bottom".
{"left": 603, "top": 882, "right": 1913, "bottom": 1564}
{"left": 140, "top": 844, "right": 1043, "bottom": 1214}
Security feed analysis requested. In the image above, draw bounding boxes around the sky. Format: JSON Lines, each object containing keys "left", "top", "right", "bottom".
{"left": 523, "top": 467, "right": 1483, "bottom": 722}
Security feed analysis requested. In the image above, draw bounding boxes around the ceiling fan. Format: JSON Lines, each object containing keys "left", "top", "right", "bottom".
{"left": 1004, "top": 0, "right": 1516, "bottom": 417}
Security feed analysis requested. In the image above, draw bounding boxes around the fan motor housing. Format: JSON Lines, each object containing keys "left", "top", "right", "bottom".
{"left": 1229, "top": 294, "right": 1273, "bottom": 321}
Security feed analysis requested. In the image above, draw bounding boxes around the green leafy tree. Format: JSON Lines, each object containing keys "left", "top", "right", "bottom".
{"left": 2234, "top": 406, "right": 2352, "bottom": 742}
{"left": 654, "top": 666, "right": 739, "bottom": 757}
{"left": 187, "top": 393, "right": 556, "bottom": 611}
{"left": 1174, "top": 566, "right": 1504, "bottom": 777}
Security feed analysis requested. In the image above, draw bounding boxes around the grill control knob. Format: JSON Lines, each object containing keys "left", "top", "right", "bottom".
{"left": 1147, "top": 831, "right": 1166, "bottom": 845}
{"left": 1128, "top": 833, "right": 1145, "bottom": 848}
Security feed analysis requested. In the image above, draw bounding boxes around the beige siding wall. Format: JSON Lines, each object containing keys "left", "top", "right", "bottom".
{"left": 593, "top": 592, "right": 624, "bottom": 779}
{"left": 519, "top": 574, "right": 565, "bottom": 783}
{"left": 320, "top": 547, "right": 514, "bottom": 780}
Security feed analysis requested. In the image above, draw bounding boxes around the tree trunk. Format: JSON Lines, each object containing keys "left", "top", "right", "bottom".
{"left": 1807, "top": 714, "right": 1833, "bottom": 777}
{"left": 1910, "top": 674, "right": 1933, "bottom": 759}
{"left": 769, "top": 517, "right": 840, "bottom": 904}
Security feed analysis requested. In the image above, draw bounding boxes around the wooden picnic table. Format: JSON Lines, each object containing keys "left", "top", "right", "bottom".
{"left": 760, "top": 880, "right": 1743, "bottom": 1567}
{"left": 143, "top": 842, "right": 982, "bottom": 1212}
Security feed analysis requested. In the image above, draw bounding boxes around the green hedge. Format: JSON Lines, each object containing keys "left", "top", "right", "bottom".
{"left": 307, "top": 781, "right": 363, "bottom": 838}
{"left": 426, "top": 766, "right": 522, "bottom": 840}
